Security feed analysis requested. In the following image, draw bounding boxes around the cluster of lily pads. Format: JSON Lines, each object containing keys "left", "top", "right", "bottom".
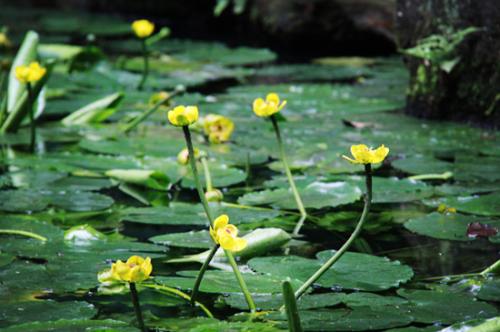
{"left": 0, "top": 8, "right": 499, "bottom": 332}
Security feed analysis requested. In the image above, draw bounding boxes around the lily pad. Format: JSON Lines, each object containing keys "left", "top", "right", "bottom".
{"left": 156, "top": 270, "right": 303, "bottom": 294}
{"left": 404, "top": 212, "right": 500, "bottom": 242}
{"left": 150, "top": 230, "right": 213, "bottom": 249}
{"left": 238, "top": 181, "right": 362, "bottom": 209}
{"left": 0, "top": 300, "right": 96, "bottom": 328}
{"left": 397, "top": 289, "right": 498, "bottom": 324}
{"left": 424, "top": 193, "right": 500, "bottom": 217}
{"left": 248, "top": 251, "right": 413, "bottom": 292}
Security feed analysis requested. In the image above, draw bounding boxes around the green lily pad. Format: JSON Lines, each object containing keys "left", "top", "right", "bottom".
{"left": 120, "top": 203, "right": 279, "bottom": 226}
{"left": 424, "top": 193, "right": 500, "bottom": 216}
{"left": 477, "top": 279, "right": 500, "bottom": 302}
{"left": 1, "top": 319, "right": 137, "bottom": 332}
{"left": 238, "top": 181, "right": 361, "bottom": 209}
{"left": 150, "top": 230, "right": 212, "bottom": 249}
{"left": 0, "top": 301, "right": 96, "bottom": 328}
{"left": 268, "top": 306, "right": 413, "bottom": 331}
{"left": 404, "top": 212, "right": 500, "bottom": 242}
{"left": 0, "top": 189, "right": 114, "bottom": 213}
{"left": 156, "top": 270, "right": 303, "bottom": 294}
{"left": 397, "top": 289, "right": 498, "bottom": 324}
{"left": 248, "top": 251, "right": 413, "bottom": 292}
{"left": 225, "top": 291, "right": 407, "bottom": 311}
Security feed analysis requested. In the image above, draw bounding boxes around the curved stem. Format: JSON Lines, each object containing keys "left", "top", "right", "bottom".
{"left": 225, "top": 250, "right": 256, "bottom": 313}
{"left": 26, "top": 83, "right": 35, "bottom": 152}
{"left": 0, "top": 229, "right": 47, "bottom": 241}
{"left": 182, "top": 125, "right": 256, "bottom": 311}
{"left": 182, "top": 126, "right": 214, "bottom": 223}
{"left": 137, "top": 39, "right": 149, "bottom": 90}
{"left": 143, "top": 282, "right": 214, "bottom": 318}
{"left": 270, "top": 115, "right": 307, "bottom": 236}
{"left": 294, "top": 164, "right": 372, "bottom": 300}
{"left": 190, "top": 243, "right": 219, "bottom": 304}
{"left": 129, "top": 282, "right": 146, "bottom": 332}
{"left": 481, "top": 259, "right": 500, "bottom": 277}
{"left": 200, "top": 156, "right": 213, "bottom": 192}
{"left": 123, "top": 89, "right": 182, "bottom": 134}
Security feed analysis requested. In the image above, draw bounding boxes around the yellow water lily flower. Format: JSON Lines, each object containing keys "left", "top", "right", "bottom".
{"left": 168, "top": 105, "right": 199, "bottom": 127}
{"left": 205, "top": 188, "right": 224, "bottom": 202}
{"left": 0, "top": 32, "right": 11, "bottom": 47}
{"left": 111, "top": 255, "right": 152, "bottom": 283}
{"left": 437, "top": 203, "right": 457, "bottom": 214}
{"left": 203, "top": 114, "right": 235, "bottom": 143}
{"left": 15, "top": 61, "right": 46, "bottom": 84}
{"left": 132, "top": 19, "right": 155, "bottom": 38}
{"left": 252, "top": 92, "right": 287, "bottom": 117}
{"left": 149, "top": 91, "right": 170, "bottom": 106}
{"left": 177, "top": 147, "right": 203, "bottom": 165}
{"left": 209, "top": 214, "right": 247, "bottom": 252}
{"left": 342, "top": 144, "right": 389, "bottom": 164}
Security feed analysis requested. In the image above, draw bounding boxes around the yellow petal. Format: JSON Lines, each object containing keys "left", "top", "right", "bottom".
{"left": 370, "top": 145, "right": 389, "bottom": 163}
{"left": 213, "top": 214, "right": 229, "bottom": 231}
{"left": 231, "top": 237, "right": 247, "bottom": 252}
{"left": 209, "top": 226, "right": 218, "bottom": 243}
{"left": 218, "top": 232, "right": 247, "bottom": 252}
{"left": 278, "top": 100, "right": 287, "bottom": 111}
{"left": 185, "top": 106, "right": 199, "bottom": 123}
{"left": 342, "top": 155, "right": 360, "bottom": 164}
{"left": 126, "top": 255, "right": 144, "bottom": 266}
{"left": 140, "top": 257, "right": 153, "bottom": 279}
{"left": 252, "top": 98, "right": 266, "bottom": 116}
{"left": 224, "top": 224, "right": 239, "bottom": 237}
{"left": 266, "top": 93, "right": 280, "bottom": 105}
{"left": 132, "top": 19, "right": 155, "bottom": 38}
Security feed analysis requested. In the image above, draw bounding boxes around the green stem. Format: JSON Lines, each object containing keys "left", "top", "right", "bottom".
{"left": 294, "top": 164, "right": 372, "bottom": 300}
{"left": 190, "top": 243, "right": 219, "bottom": 304}
{"left": 143, "top": 282, "right": 214, "bottom": 318}
{"left": 26, "top": 83, "right": 35, "bottom": 152}
{"left": 129, "top": 282, "right": 146, "bottom": 332}
{"left": 182, "top": 126, "right": 214, "bottom": 223}
{"left": 0, "top": 229, "right": 47, "bottom": 241}
{"left": 182, "top": 125, "right": 255, "bottom": 312}
{"left": 270, "top": 115, "right": 307, "bottom": 236}
{"left": 225, "top": 250, "right": 256, "bottom": 313}
{"left": 408, "top": 171, "right": 453, "bottom": 181}
{"left": 137, "top": 39, "right": 149, "bottom": 90}
{"left": 282, "top": 280, "right": 303, "bottom": 332}
{"left": 481, "top": 259, "right": 500, "bottom": 276}
{"left": 123, "top": 89, "right": 182, "bottom": 134}
{"left": 200, "top": 156, "right": 213, "bottom": 192}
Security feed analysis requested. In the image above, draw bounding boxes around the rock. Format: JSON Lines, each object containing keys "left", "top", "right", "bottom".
{"left": 396, "top": 0, "right": 500, "bottom": 127}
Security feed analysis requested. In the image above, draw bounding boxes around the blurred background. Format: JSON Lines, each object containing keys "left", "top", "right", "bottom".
{"left": 1, "top": 0, "right": 499, "bottom": 126}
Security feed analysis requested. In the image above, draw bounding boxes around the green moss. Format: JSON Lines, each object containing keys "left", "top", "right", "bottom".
{"left": 409, "top": 64, "right": 439, "bottom": 97}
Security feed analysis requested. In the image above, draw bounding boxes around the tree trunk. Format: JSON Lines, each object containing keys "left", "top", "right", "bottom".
{"left": 396, "top": 0, "right": 500, "bottom": 127}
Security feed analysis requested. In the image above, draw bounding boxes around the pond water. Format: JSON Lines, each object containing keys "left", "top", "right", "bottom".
{"left": 0, "top": 7, "right": 499, "bottom": 332}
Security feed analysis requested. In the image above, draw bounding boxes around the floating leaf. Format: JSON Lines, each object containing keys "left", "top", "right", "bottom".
{"left": 249, "top": 251, "right": 413, "bottom": 292}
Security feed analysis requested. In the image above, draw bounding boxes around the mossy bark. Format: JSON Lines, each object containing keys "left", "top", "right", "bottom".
{"left": 396, "top": 0, "right": 500, "bottom": 127}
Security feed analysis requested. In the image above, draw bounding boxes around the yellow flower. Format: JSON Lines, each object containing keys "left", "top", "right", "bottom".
{"left": 205, "top": 188, "right": 224, "bottom": 202}
{"left": 132, "top": 19, "right": 155, "bottom": 38}
{"left": 252, "top": 93, "right": 287, "bottom": 117}
{"left": 177, "top": 147, "right": 203, "bottom": 165}
{"left": 0, "top": 32, "right": 11, "bottom": 47}
{"left": 437, "top": 203, "right": 457, "bottom": 214}
{"left": 209, "top": 215, "right": 247, "bottom": 252}
{"left": 203, "top": 114, "right": 235, "bottom": 143}
{"left": 15, "top": 62, "right": 46, "bottom": 84}
{"left": 168, "top": 105, "right": 199, "bottom": 127}
{"left": 111, "top": 255, "right": 152, "bottom": 283}
{"left": 342, "top": 144, "right": 389, "bottom": 164}
{"left": 149, "top": 91, "right": 170, "bottom": 106}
